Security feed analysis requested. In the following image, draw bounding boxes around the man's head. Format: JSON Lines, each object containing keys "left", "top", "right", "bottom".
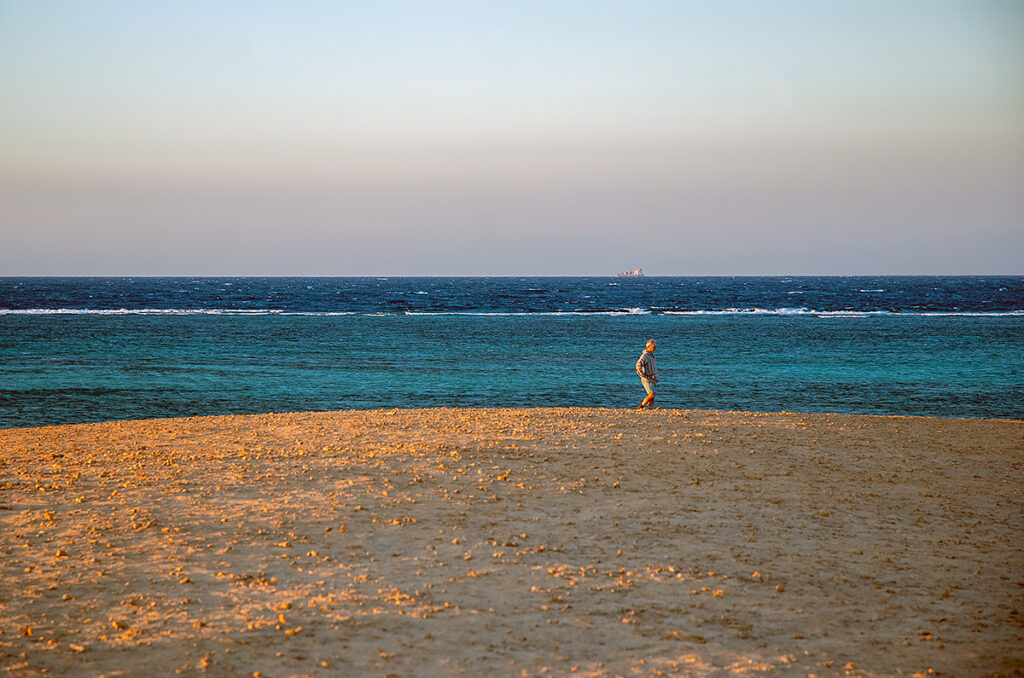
{"left": 646, "top": 340, "right": 656, "bottom": 353}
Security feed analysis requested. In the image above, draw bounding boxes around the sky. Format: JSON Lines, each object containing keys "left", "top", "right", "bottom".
{"left": 1, "top": 0, "right": 1022, "bottom": 275}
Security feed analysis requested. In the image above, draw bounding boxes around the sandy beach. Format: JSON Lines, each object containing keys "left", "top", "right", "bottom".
{"left": 1, "top": 407, "right": 1021, "bottom": 677}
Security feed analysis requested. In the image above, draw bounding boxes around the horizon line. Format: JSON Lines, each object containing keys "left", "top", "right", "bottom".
{"left": 2, "top": 273, "right": 1023, "bottom": 279}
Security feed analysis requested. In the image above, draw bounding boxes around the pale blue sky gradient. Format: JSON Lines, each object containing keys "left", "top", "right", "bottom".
{"left": 1, "top": 1, "right": 1022, "bottom": 274}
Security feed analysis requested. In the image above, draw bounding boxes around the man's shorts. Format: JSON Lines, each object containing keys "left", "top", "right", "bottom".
{"left": 641, "top": 377, "right": 656, "bottom": 395}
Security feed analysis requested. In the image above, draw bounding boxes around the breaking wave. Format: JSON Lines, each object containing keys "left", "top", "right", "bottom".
{"left": 2, "top": 307, "right": 1021, "bottom": 318}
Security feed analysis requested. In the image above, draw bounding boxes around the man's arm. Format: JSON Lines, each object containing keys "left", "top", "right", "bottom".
{"left": 636, "top": 354, "right": 648, "bottom": 378}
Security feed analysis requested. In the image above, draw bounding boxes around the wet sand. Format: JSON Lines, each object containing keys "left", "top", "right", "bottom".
{"left": 1, "top": 408, "right": 1022, "bottom": 677}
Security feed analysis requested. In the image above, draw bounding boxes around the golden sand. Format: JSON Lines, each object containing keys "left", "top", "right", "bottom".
{"left": 1, "top": 408, "right": 1022, "bottom": 677}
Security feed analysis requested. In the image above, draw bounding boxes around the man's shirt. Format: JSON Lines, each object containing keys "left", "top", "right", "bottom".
{"left": 636, "top": 350, "right": 658, "bottom": 381}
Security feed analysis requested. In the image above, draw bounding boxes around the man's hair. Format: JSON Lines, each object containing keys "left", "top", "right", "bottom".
{"left": 646, "top": 339, "right": 656, "bottom": 347}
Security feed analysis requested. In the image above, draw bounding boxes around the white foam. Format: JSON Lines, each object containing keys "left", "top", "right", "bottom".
{"left": 0, "top": 308, "right": 355, "bottom": 316}
{"left": 402, "top": 309, "right": 650, "bottom": 317}
{"left": 1, "top": 308, "right": 1021, "bottom": 318}
{"left": 660, "top": 308, "right": 1024, "bottom": 318}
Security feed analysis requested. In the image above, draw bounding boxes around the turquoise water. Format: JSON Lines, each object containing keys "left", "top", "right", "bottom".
{"left": 2, "top": 308, "right": 1021, "bottom": 428}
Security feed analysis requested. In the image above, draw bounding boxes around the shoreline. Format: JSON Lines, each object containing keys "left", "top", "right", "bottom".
{"left": 2, "top": 408, "right": 1022, "bottom": 676}
{"left": 4, "top": 406, "right": 1022, "bottom": 434}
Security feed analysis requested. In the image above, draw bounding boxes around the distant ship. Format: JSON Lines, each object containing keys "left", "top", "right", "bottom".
{"left": 618, "top": 268, "right": 644, "bottom": 277}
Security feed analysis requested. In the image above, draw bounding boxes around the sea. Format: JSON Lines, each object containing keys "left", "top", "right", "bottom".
{"left": 1, "top": 276, "right": 1022, "bottom": 428}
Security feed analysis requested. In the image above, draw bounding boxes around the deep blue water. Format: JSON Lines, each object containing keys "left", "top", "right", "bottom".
{"left": 1, "top": 276, "right": 1022, "bottom": 427}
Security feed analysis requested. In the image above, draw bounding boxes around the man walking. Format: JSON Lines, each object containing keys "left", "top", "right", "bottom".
{"left": 636, "top": 339, "right": 658, "bottom": 410}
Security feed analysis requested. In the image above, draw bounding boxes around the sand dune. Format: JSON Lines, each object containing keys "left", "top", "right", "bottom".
{"left": 1, "top": 408, "right": 1022, "bottom": 677}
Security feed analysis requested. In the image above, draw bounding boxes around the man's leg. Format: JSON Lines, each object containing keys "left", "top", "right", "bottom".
{"left": 639, "top": 378, "right": 655, "bottom": 409}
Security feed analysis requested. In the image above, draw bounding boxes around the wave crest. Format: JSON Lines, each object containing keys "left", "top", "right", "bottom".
{"left": 1, "top": 307, "right": 1021, "bottom": 318}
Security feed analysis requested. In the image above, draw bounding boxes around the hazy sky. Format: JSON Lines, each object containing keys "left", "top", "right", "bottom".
{"left": 1, "top": 0, "right": 1022, "bottom": 275}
